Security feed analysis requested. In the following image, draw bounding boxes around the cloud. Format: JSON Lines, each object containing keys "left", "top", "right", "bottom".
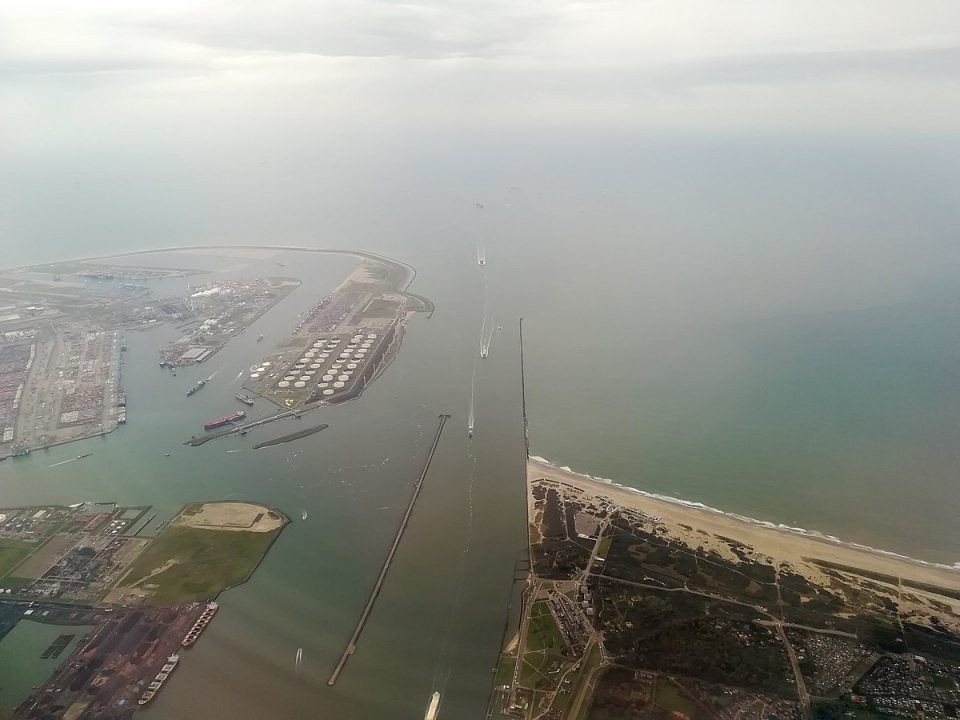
{"left": 1, "top": 0, "right": 959, "bottom": 136}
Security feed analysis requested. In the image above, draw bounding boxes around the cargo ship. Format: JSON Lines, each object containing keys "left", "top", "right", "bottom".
{"left": 182, "top": 602, "right": 218, "bottom": 647}
{"left": 235, "top": 394, "right": 255, "bottom": 406}
{"left": 204, "top": 412, "right": 245, "bottom": 430}
{"left": 138, "top": 654, "right": 179, "bottom": 705}
{"left": 186, "top": 375, "right": 212, "bottom": 396}
{"left": 424, "top": 691, "right": 441, "bottom": 720}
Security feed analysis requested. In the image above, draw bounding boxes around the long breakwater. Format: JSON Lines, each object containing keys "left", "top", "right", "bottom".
{"left": 327, "top": 413, "right": 451, "bottom": 685}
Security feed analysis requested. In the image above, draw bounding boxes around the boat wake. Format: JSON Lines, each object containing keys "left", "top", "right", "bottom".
{"left": 46, "top": 454, "right": 90, "bottom": 468}
{"left": 467, "top": 394, "right": 475, "bottom": 437}
{"left": 47, "top": 458, "right": 77, "bottom": 469}
{"left": 479, "top": 320, "right": 493, "bottom": 358}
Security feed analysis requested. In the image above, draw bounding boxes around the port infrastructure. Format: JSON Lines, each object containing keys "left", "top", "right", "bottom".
{"left": 327, "top": 413, "right": 451, "bottom": 685}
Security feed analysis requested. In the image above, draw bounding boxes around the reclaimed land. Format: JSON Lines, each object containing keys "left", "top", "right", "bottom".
{"left": 0, "top": 538, "right": 35, "bottom": 578}
{"left": 252, "top": 423, "right": 328, "bottom": 449}
{"left": 112, "top": 502, "right": 289, "bottom": 605}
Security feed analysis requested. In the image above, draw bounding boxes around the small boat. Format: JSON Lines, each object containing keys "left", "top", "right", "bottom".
{"left": 424, "top": 691, "right": 441, "bottom": 720}
{"left": 257, "top": 334, "right": 264, "bottom": 342}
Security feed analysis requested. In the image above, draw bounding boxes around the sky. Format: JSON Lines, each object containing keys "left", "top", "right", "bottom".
{"left": 3, "top": 0, "right": 960, "bottom": 157}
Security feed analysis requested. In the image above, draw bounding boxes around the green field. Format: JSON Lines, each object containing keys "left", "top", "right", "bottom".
{"left": 119, "top": 525, "right": 281, "bottom": 603}
{"left": 520, "top": 652, "right": 553, "bottom": 688}
{"left": 0, "top": 539, "right": 36, "bottom": 579}
{"left": 595, "top": 537, "right": 611, "bottom": 559}
{"left": 495, "top": 654, "right": 517, "bottom": 686}
{"left": 655, "top": 680, "right": 696, "bottom": 717}
{"left": 527, "top": 601, "right": 565, "bottom": 652}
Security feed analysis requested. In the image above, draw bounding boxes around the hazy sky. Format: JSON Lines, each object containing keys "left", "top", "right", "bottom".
{"left": 3, "top": 0, "right": 960, "bottom": 155}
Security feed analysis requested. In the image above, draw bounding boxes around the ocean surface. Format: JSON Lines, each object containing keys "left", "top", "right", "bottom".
{"left": 1, "top": 132, "right": 959, "bottom": 717}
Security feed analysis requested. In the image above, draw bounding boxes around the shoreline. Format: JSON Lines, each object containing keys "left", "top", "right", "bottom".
{"left": 4, "top": 245, "right": 418, "bottom": 292}
{"left": 529, "top": 456, "right": 960, "bottom": 592}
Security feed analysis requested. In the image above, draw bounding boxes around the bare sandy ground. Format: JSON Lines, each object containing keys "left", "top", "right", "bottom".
{"left": 174, "top": 502, "right": 284, "bottom": 532}
{"left": 529, "top": 459, "right": 960, "bottom": 595}
{"left": 334, "top": 261, "right": 377, "bottom": 293}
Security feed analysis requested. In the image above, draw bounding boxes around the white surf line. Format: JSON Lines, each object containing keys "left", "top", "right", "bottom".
{"left": 530, "top": 456, "right": 960, "bottom": 571}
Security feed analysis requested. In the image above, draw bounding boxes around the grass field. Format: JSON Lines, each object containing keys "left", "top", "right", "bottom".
{"left": 527, "top": 601, "right": 565, "bottom": 652}
{"left": 0, "top": 539, "right": 36, "bottom": 579}
{"left": 520, "top": 651, "right": 553, "bottom": 688}
{"left": 596, "top": 537, "right": 611, "bottom": 559}
{"left": 495, "top": 654, "right": 517, "bottom": 686}
{"left": 118, "top": 525, "right": 281, "bottom": 603}
{"left": 656, "top": 680, "right": 696, "bottom": 717}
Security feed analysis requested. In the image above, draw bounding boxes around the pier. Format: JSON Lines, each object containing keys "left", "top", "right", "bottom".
{"left": 327, "top": 413, "right": 450, "bottom": 686}
{"left": 184, "top": 409, "right": 306, "bottom": 446}
{"left": 519, "top": 317, "right": 529, "bottom": 458}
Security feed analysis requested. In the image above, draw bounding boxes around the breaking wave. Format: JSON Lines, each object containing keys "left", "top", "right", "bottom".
{"left": 529, "top": 456, "right": 960, "bottom": 572}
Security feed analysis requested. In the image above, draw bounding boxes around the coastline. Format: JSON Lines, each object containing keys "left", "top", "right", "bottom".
{"left": 528, "top": 457, "right": 960, "bottom": 594}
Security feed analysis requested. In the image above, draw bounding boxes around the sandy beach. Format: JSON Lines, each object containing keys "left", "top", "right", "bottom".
{"left": 528, "top": 458, "right": 960, "bottom": 598}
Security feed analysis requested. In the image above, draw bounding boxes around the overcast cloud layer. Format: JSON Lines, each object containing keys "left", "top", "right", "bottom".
{"left": 2, "top": 0, "right": 960, "bottom": 152}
